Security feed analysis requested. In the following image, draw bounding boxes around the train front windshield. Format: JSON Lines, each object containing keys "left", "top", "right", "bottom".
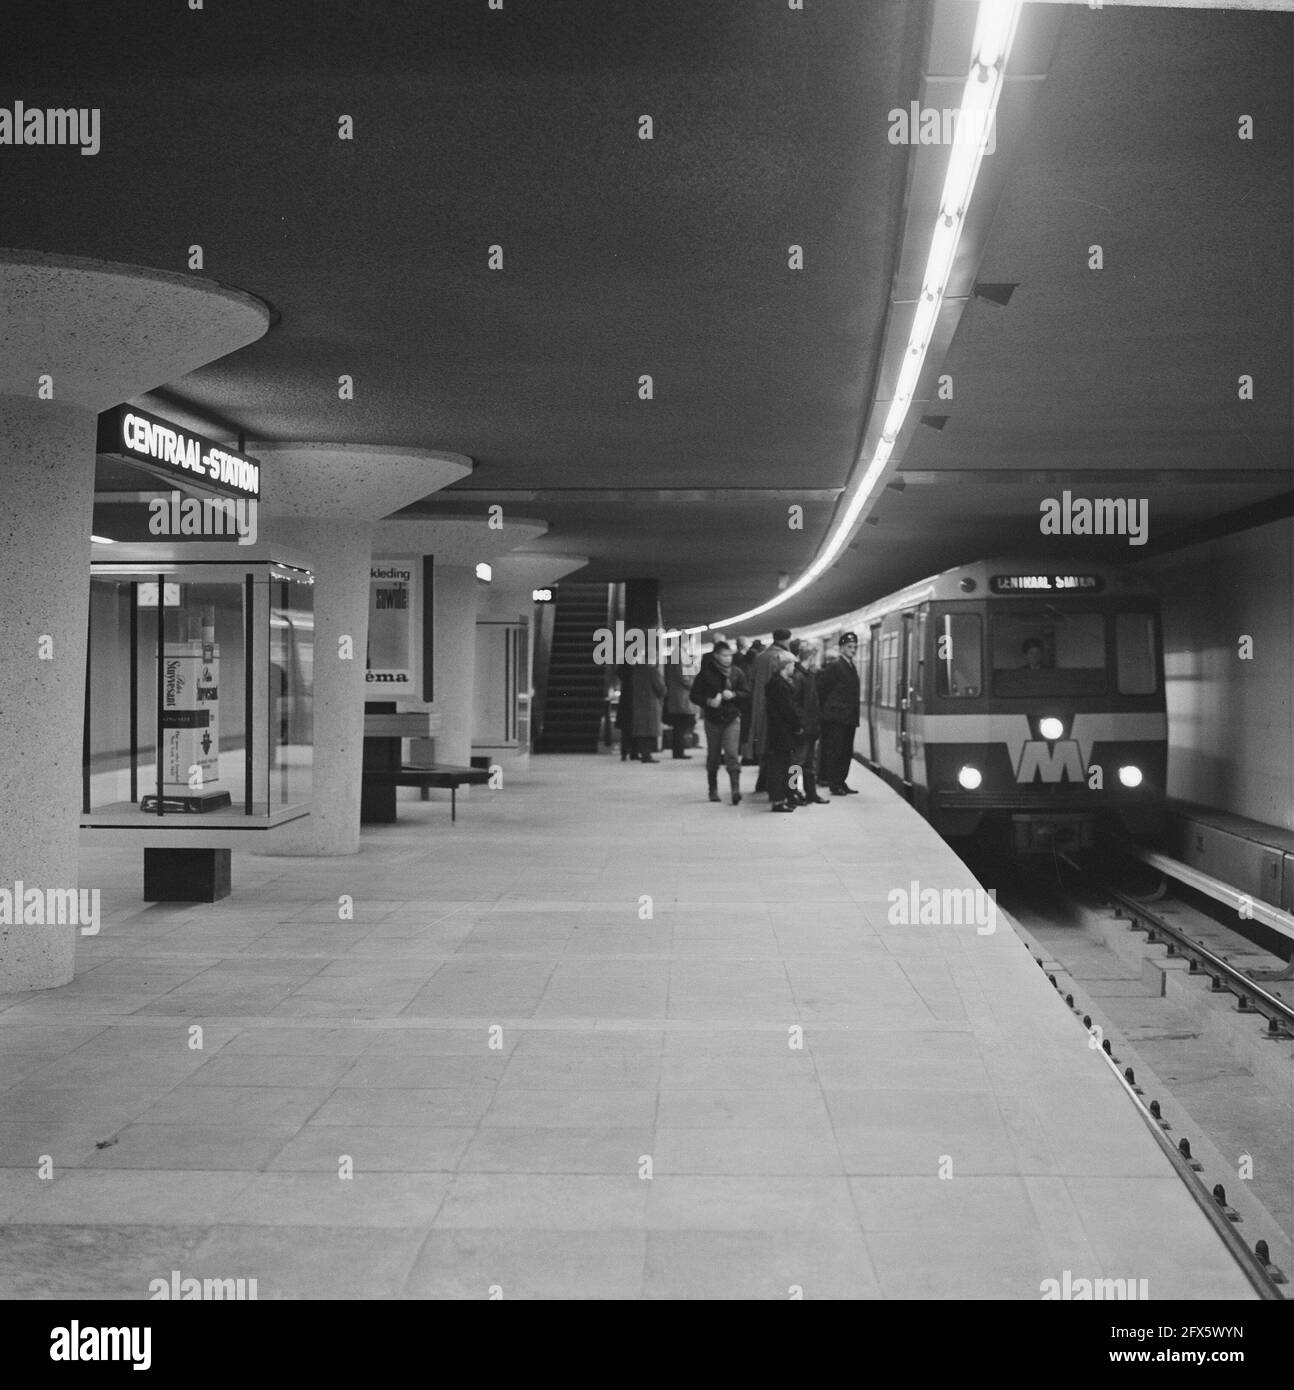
{"left": 991, "top": 609, "right": 1107, "bottom": 696}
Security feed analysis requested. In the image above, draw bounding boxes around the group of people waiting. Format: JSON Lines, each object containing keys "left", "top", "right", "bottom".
{"left": 614, "top": 662, "right": 695, "bottom": 764}
{"left": 615, "top": 628, "right": 863, "bottom": 814}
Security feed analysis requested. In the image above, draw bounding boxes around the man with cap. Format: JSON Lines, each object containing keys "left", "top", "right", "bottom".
{"left": 817, "top": 631, "right": 862, "bottom": 796}
{"left": 743, "top": 627, "right": 793, "bottom": 793}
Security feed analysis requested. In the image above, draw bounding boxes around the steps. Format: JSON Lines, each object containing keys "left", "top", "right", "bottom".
{"left": 535, "top": 581, "right": 611, "bottom": 753}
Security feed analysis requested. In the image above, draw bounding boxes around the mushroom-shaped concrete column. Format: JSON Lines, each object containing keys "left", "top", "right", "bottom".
{"left": 481, "top": 552, "right": 591, "bottom": 622}
{"left": 0, "top": 251, "right": 271, "bottom": 991}
{"left": 253, "top": 445, "right": 472, "bottom": 857}
{"left": 373, "top": 517, "right": 549, "bottom": 773}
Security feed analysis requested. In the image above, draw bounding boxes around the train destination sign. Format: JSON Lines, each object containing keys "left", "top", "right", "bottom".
{"left": 990, "top": 574, "right": 1104, "bottom": 594}
{"left": 97, "top": 406, "right": 261, "bottom": 501}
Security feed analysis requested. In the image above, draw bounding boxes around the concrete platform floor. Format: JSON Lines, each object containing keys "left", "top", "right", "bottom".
{"left": 0, "top": 753, "right": 1256, "bottom": 1299}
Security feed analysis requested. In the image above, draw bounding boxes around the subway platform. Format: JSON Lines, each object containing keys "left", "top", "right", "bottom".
{"left": 0, "top": 754, "right": 1255, "bottom": 1299}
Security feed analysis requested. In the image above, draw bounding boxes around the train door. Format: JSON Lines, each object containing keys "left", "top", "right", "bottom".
{"left": 865, "top": 623, "right": 881, "bottom": 764}
{"left": 874, "top": 617, "right": 904, "bottom": 787}
{"left": 899, "top": 607, "right": 926, "bottom": 798}
{"left": 897, "top": 610, "right": 914, "bottom": 791}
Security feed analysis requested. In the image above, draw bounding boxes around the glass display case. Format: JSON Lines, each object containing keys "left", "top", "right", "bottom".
{"left": 83, "top": 560, "right": 314, "bottom": 829}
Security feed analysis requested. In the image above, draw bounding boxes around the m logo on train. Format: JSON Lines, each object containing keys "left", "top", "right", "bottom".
{"left": 1016, "top": 738, "right": 1085, "bottom": 784}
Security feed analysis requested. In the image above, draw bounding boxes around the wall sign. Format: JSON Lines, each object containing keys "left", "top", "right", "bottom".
{"left": 97, "top": 405, "right": 261, "bottom": 500}
{"left": 366, "top": 561, "right": 415, "bottom": 690}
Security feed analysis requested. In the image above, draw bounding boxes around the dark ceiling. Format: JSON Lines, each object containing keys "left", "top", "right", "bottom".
{"left": 4, "top": 1, "right": 1291, "bottom": 629}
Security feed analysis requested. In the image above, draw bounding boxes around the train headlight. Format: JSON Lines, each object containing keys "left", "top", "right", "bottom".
{"left": 957, "top": 765, "right": 982, "bottom": 790}
{"left": 1118, "top": 765, "right": 1143, "bottom": 788}
{"left": 1038, "top": 717, "right": 1064, "bottom": 741}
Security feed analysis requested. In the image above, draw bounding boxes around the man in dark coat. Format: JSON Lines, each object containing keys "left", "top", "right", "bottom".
{"left": 817, "top": 631, "right": 861, "bottom": 795}
{"left": 744, "top": 627, "right": 793, "bottom": 788}
{"left": 735, "top": 638, "right": 760, "bottom": 763}
{"left": 629, "top": 663, "right": 666, "bottom": 763}
{"left": 788, "top": 639, "right": 828, "bottom": 806}
{"left": 763, "top": 648, "right": 804, "bottom": 812}
{"left": 615, "top": 663, "right": 636, "bottom": 760}
{"left": 690, "top": 642, "right": 751, "bottom": 804}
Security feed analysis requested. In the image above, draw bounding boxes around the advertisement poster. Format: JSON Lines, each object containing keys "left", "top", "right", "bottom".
{"left": 160, "top": 640, "right": 219, "bottom": 794}
{"left": 366, "top": 561, "right": 415, "bottom": 692}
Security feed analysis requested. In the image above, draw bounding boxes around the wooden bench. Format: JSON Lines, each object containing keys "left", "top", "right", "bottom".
{"left": 361, "top": 763, "right": 490, "bottom": 822}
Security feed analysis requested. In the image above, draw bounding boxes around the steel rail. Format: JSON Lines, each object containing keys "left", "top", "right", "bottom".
{"left": 1123, "top": 844, "right": 1294, "bottom": 946}
{"left": 1094, "top": 1046, "right": 1287, "bottom": 1301}
{"left": 1057, "top": 848, "right": 1294, "bottom": 1031}
{"left": 1105, "top": 883, "right": 1294, "bottom": 1034}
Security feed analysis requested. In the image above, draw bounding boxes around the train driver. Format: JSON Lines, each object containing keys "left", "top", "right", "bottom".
{"left": 1021, "top": 637, "right": 1050, "bottom": 670}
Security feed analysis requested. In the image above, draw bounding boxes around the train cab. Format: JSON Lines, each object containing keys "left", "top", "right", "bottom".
{"left": 808, "top": 559, "right": 1167, "bottom": 854}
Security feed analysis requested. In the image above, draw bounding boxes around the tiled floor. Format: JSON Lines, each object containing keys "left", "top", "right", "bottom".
{"left": 0, "top": 754, "right": 1257, "bottom": 1299}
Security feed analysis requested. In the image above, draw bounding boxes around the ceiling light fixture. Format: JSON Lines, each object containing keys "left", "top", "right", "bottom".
{"left": 701, "top": 0, "right": 1021, "bottom": 632}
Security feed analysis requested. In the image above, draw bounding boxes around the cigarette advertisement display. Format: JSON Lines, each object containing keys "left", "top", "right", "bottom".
{"left": 160, "top": 639, "right": 220, "bottom": 795}
{"left": 367, "top": 561, "right": 415, "bottom": 692}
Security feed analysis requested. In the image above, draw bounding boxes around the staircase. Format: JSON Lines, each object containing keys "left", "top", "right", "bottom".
{"left": 535, "top": 582, "right": 611, "bottom": 753}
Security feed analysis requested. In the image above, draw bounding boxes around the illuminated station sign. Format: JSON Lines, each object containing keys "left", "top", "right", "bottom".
{"left": 97, "top": 406, "right": 261, "bottom": 501}
{"left": 990, "top": 574, "right": 1104, "bottom": 595}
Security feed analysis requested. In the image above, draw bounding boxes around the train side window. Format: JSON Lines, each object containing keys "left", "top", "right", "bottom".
{"left": 909, "top": 610, "right": 926, "bottom": 705}
{"left": 880, "top": 630, "right": 900, "bottom": 706}
{"left": 867, "top": 627, "right": 882, "bottom": 707}
{"left": 1116, "top": 612, "right": 1157, "bottom": 694}
{"left": 887, "top": 630, "right": 901, "bottom": 706}
{"left": 936, "top": 613, "right": 981, "bottom": 698}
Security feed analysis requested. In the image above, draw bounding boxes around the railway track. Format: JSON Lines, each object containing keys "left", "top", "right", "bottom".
{"left": 973, "top": 839, "right": 1294, "bottom": 1300}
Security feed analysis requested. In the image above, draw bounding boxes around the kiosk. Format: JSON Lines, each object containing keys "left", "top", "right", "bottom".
{"left": 84, "top": 407, "right": 315, "bottom": 900}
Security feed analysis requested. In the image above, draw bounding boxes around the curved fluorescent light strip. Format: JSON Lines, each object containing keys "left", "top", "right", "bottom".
{"left": 699, "top": 0, "right": 1022, "bottom": 634}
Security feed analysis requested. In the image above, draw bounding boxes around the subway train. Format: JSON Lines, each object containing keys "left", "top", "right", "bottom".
{"left": 797, "top": 558, "right": 1167, "bottom": 853}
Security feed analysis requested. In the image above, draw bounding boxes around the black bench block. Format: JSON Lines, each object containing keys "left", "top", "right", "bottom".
{"left": 143, "top": 847, "right": 232, "bottom": 903}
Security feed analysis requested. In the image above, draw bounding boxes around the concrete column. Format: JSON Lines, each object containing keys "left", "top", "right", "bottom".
{"left": 0, "top": 250, "right": 271, "bottom": 991}
{"left": 372, "top": 518, "right": 551, "bottom": 797}
{"left": 433, "top": 564, "right": 481, "bottom": 768}
{"left": 261, "top": 518, "right": 374, "bottom": 856}
{"left": 0, "top": 399, "right": 98, "bottom": 990}
{"left": 249, "top": 443, "right": 473, "bottom": 855}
